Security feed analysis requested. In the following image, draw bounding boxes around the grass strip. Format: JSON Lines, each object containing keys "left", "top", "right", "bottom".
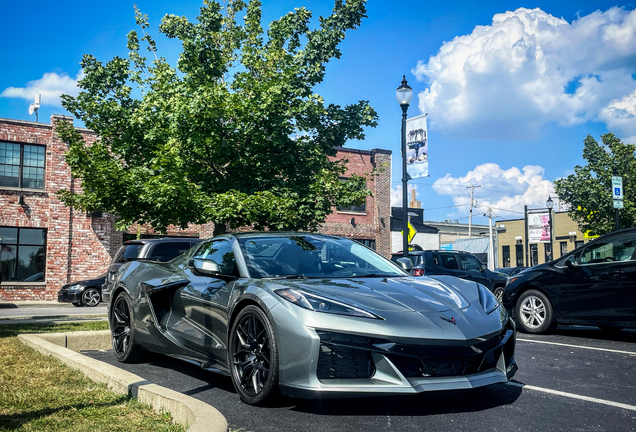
{"left": 0, "top": 322, "right": 185, "bottom": 432}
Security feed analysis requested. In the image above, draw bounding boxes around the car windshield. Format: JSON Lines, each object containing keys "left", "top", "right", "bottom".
{"left": 238, "top": 235, "right": 409, "bottom": 279}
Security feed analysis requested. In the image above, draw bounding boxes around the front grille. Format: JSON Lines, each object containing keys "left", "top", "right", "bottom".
{"left": 316, "top": 327, "right": 514, "bottom": 380}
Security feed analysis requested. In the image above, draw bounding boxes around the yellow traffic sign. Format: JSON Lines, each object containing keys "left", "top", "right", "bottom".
{"left": 401, "top": 222, "right": 417, "bottom": 243}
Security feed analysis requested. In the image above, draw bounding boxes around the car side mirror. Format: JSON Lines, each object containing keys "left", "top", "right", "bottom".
{"left": 189, "top": 258, "right": 237, "bottom": 280}
{"left": 481, "top": 264, "right": 487, "bottom": 272}
{"left": 565, "top": 258, "right": 575, "bottom": 269}
{"left": 395, "top": 257, "right": 413, "bottom": 271}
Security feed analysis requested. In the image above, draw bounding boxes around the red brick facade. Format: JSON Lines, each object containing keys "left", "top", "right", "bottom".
{"left": 0, "top": 116, "right": 391, "bottom": 301}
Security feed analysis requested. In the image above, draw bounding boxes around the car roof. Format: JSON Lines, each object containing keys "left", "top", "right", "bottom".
{"left": 124, "top": 237, "right": 203, "bottom": 245}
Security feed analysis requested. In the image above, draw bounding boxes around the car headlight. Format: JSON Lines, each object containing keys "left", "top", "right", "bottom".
{"left": 67, "top": 284, "right": 82, "bottom": 292}
{"left": 477, "top": 284, "right": 499, "bottom": 315}
{"left": 275, "top": 288, "right": 382, "bottom": 319}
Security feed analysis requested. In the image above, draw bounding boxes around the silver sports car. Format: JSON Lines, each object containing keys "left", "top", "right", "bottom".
{"left": 108, "top": 232, "right": 517, "bottom": 405}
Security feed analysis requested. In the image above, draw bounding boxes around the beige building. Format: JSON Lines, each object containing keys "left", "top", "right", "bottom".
{"left": 495, "top": 211, "right": 597, "bottom": 268}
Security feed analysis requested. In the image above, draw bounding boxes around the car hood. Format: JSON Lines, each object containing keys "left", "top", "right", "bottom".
{"left": 264, "top": 276, "right": 472, "bottom": 313}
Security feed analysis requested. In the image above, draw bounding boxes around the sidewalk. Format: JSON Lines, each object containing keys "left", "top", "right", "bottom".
{"left": 0, "top": 300, "right": 78, "bottom": 309}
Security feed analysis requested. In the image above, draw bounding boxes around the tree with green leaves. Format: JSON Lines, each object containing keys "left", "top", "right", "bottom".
{"left": 57, "top": 0, "right": 377, "bottom": 235}
{"left": 554, "top": 133, "right": 635, "bottom": 235}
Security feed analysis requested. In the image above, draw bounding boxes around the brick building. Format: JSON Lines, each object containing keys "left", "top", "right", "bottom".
{"left": 0, "top": 116, "right": 391, "bottom": 301}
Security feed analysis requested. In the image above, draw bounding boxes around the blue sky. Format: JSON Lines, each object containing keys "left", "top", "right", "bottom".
{"left": 2, "top": 0, "right": 635, "bottom": 225}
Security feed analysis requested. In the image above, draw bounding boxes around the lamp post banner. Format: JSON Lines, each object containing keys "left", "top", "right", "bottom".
{"left": 528, "top": 212, "right": 551, "bottom": 243}
{"left": 406, "top": 114, "right": 428, "bottom": 179}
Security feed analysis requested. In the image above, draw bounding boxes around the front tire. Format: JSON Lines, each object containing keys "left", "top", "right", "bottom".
{"left": 229, "top": 305, "right": 279, "bottom": 405}
{"left": 516, "top": 289, "right": 556, "bottom": 334}
{"left": 81, "top": 287, "right": 101, "bottom": 307}
{"left": 111, "top": 291, "right": 146, "bottom": 363}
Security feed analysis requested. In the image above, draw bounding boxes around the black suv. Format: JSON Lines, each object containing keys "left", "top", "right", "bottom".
{"left": 102, "top": 237, "right": 203, "bottom": 304}
{"left": 392, "top": 250, "right": 509, "bottom": 299}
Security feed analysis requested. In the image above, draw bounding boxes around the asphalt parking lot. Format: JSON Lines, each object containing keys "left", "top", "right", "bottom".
{"left": 84, "top": 325, "right": 636, "bottom": 432}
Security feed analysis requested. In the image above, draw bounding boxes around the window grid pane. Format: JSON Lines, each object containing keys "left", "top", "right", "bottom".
{"left": 0, "top": 142, "right": 20, "bottom": 165}
{"left": 23, "top": 145, "right": 45, "bottom": 168}
{"left": 0, "top": 227, "right": 46, "bottom": 282}
{"left": 22, "top": 167, "right": 44, "bottom": 189}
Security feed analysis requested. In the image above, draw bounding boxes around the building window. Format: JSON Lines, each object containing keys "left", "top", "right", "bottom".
{"left": 560, "top": 241, "right": 568, "bottom": 257}
{"left": 354, "top": 238, "right": 376, "bottom": 250}
{"left": 574, "top": 240, "right": 584, "bottom": 249}
{"left": 515, "top": 244, "right": 524, "bottom": 267}
{"left": 502, "top": 245, "right": 510, "bottom": 267}
{"left": 0, "top": 142, "right": 45, "bottom": 189}
{"left": 0, "top": 227, "right": 47, "bottom": 282}
{"left": 530, "top": 244, "right": 538, "bottom": 267}
{"left": 336, "top": 178, "right": 366, "bottom": 213}
{"left": 544, "top": 243, "right": 552, "bottom": 262}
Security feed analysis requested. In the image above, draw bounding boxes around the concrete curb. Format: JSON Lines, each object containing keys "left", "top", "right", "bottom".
{"left": 17, "top": 330, "right": 228, "bottom": 432}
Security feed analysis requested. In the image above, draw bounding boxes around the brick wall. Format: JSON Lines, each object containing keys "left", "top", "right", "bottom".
{"left": 320, "top": 148, "right": 392, "bottom": 258}
{"left": 0, "top": 116, "right": 114, "bottom": 301}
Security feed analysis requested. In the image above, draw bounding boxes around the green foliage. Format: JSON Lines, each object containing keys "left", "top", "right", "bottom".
{"left": 554, "top": 133, "right": 636, "bottom": 235}
{"left": 58, "top": 0, "right": 377, "bottom": 235}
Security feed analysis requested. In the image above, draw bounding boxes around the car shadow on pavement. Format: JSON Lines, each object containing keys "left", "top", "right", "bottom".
{"left": 288, "top": 383, "right": 522, "bottom": 416}
{"left": 546, "top": 326, "right": 636, "bottom": 343}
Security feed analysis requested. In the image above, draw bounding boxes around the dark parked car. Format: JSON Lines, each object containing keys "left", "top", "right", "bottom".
{"left": 58, "top": 274, "right": 106, "bottom": 307}
{"left": 108, "top": 232, "right": 516, "bottom": 405}
{"left": 391, "top": 250, "right": 509, "bottom": 300}
{"left": 496, "top": 267, "right": 528, "bottom": 277}
{"left": 503, "top": 227, "right": 636, "bottom": 334}
{"left": 102, "top": 237, "right": 203, "bottom": 304}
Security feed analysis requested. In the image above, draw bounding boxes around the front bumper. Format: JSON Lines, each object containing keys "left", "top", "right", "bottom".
{"left": 276, "top": 314, "right": 517, "bottom": 398}
{"left": 57, "top": 290, "right": 82, "bottom": 303}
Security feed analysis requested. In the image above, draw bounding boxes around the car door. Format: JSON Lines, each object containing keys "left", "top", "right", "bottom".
{"left": 168, "top": 239, "right": 237, "bottom": 363}
{"left": 456, "top": 254, "right": 491, "bottom": 287}
{"left": 557, "top": 232, "right": 636, "bottom": 324}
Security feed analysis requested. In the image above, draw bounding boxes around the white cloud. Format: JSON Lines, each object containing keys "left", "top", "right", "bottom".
{"left": 391, "top": 184, "right": 419, "bottom": 207}
{"left": 599, "top": 88, "right": 636, "bottom": 144}
{"left": 1, "top": 71, "right": 83, "bottom": 107}
{"left": 413, "top": 7, "right": 636, "bottom": 140}
{"left": 433, "top": 163, "right": 556, "bottom": 217}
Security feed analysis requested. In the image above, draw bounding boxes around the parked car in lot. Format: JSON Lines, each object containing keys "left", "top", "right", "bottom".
{"left": 108, "top": 232, "right": 517, "bottom": 405}
{"left": 57, "top": 274, "right": 106, "bottom": 307}
{"left": 503, "top": 227, "right": 636, "bottom": 334}
{"left": 496, "top": 266, "right": 528, "bottom": 277}
{"left": 102, "top": 237, "right": 203, "bottom": 304}
{"left": 391, "top": 250, "right": 509, "bottom": 300}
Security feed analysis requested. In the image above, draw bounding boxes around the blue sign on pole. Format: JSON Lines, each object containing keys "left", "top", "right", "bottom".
{"left": 440, "top": 243, "right": 453, "bottom": 250}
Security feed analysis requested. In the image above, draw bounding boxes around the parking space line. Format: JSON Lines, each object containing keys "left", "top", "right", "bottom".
{"left": 507, "top": 382, "right": 636, "bottom": 411}
{"left": 517, "top": 338, "right": 636, "bottom": 355}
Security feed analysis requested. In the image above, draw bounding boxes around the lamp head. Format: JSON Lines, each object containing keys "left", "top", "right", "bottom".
{"left": 396, "top": 75, "right": 413, "bottom": 106}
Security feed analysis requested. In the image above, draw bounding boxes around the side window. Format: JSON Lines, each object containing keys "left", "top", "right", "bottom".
{"left": 579, "top": 234, "right": 636, "bottom": 265}
{"left": 459, "top": 255, "right": 482, "bottom": 272}
{"left": 149, "top": 242, "right": 192, "bottom": 262}
{"left": 121, "top": 244, "right": 143, "bottom": 262}
{"left": 439, "top": 254, "right": 459, "bottom": 270}
{"left": 194, "top": 240, "right": 237, "bottom": 275}
{"left": 432, "top": 253, "right": 440, "bottom": 266}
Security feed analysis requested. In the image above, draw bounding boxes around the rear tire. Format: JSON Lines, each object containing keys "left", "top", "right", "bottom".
{"left": 516, "top": 289, "right": 556, "bottom": 334}
{"left": 229, "top": 305, "right": 279, "bottom": 405}
{"left": 110, "top": 291, "right": 147, "bottom": 363}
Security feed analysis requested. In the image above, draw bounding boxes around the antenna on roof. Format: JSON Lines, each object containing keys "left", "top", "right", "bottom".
{"left": 29, "top": 94, "right": 41, "bottom": 122}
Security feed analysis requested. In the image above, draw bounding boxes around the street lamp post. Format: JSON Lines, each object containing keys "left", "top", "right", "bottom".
{"left": 546, "top": 196, "right": 554, "bottom": 261}
{"left": 396, "top": 76, "right": 413, "bottom": 259}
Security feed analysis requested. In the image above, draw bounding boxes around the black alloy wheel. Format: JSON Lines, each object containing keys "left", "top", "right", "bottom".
{"left": 229, "top": 306, "right": 279, "bottom": 405}
{"left": 81, "top": 287, "right": 101, "bottom": 307}
{"left": 111, "top": 292, "right": 145, "bottom": 363}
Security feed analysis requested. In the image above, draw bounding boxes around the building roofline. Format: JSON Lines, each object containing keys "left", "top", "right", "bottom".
{"left": 334, "top": 146, "right": 392, "bottom": 156}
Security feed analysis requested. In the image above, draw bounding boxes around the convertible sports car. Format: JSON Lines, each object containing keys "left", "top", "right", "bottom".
{"left": 108, "top": 232, "right": 517, "bottom": 405}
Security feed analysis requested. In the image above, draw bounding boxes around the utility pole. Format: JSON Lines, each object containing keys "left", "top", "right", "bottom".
{"left": 485, "top": 207, "right": 495, "bottom": 270}
{"left": 467, "top": 185, "right": 481, "bottom": 238}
